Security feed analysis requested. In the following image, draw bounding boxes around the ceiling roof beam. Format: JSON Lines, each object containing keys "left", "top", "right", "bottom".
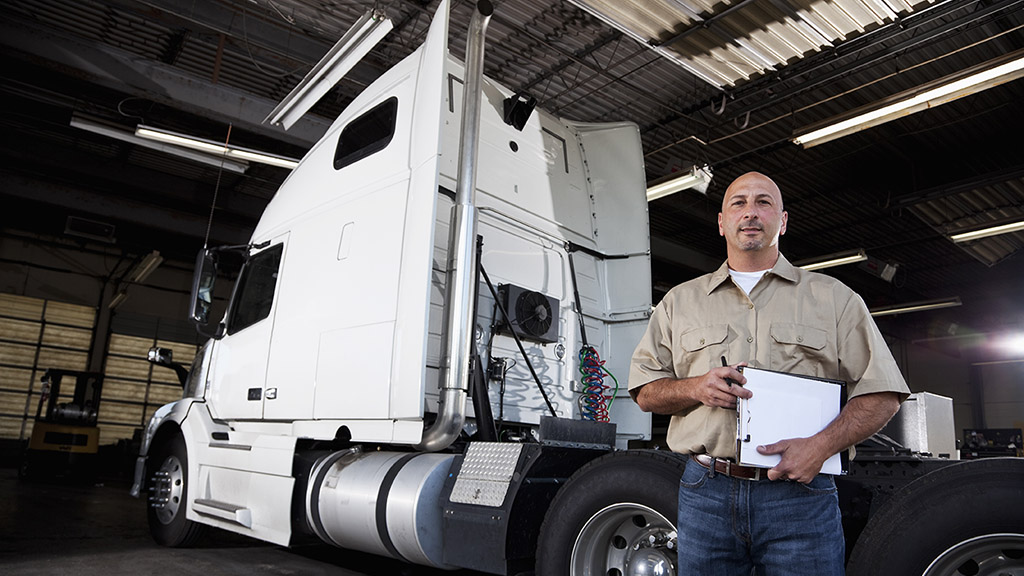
{"left": 721, "top": 0, "right": 1024, "bottom": 123}
{"left": 0, "top": 20, "right": 328, "bottom": 148}
{"left": 1, "top": 171, "right": 253, "bottom": 246}
{"left": 891, "top": 164, "right": 1024, "bottom": 209}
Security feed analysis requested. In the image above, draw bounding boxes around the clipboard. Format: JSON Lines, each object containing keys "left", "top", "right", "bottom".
{"left": 735, "top": 367, "right": 848, "bottom": 475}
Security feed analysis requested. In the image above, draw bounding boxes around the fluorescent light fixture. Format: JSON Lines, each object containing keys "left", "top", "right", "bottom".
{"left": 949, "top": 217, "right": 1024, "bottom": 243}
{"left": 70, "top": 115, "right": 249, "bottom": 174}
{"left": 135, "top": 126, "right": 300, "bottom": 169}
{"left": 795, "top": 248, "right": 867, "bottom": 271}
{"left": 127, "top": 250, "right": 164, "bottom": 284}
{"left": 646, "top": 165, "right": 713, "bottom": 201}
{"left": 265, "top": 9, "right": 393, "bottom": 130}
{"left": 108, "top": 291, "right": 128, "bottom": 310}
{"left": 793, "top": 50, "right": 1024, "bottom": 148}
{"left": 870, "top": 297, "right": 962, "bottom": 317}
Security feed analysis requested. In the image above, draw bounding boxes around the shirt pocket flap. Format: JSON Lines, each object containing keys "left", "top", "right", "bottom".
{"left": 680, "top": 324, "right": 728, "bottom": 352}
{"left": 770, "top": 323, "right": 827, "bottom": 350}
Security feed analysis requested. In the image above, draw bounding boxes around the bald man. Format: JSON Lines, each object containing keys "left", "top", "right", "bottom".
{"left": 629, "top": 172, "right": 909, "bottom": 575}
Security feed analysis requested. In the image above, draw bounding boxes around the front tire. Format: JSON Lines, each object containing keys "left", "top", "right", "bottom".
{"left": 146, "top": 433, "right": 206, "bottom": 547}
{"left": 536, "top": 450, "right": 686, "bottom": 576}
{"left": 846, "top": 458, "right": 1024, "bottom": 576}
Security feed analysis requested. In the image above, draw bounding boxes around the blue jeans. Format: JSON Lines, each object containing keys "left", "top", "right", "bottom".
{"left": 677, "top": 457, "right": 845, "bottom": 575}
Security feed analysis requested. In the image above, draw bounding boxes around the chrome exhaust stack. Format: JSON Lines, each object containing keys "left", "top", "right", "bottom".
{"left": 416, "top": 0, "right": 493, "bottom": 452}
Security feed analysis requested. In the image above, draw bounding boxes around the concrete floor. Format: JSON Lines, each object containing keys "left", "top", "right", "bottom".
{"left": 0, "top": 468, "right": 486, "bottom": 576}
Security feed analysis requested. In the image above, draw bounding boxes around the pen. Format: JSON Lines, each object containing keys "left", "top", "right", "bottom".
{"left": 722, "top": 356, "right": 740, "bottom": 388}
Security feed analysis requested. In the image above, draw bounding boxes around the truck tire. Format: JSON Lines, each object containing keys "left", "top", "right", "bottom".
{"left": 846, "top": 457, "right": 1024, "bottom": 576}
{"left": 146, "top": 433, "right": 206, "bottom": 547}
{"left": 535, "top": 450, "right": 686, "bottom": 576}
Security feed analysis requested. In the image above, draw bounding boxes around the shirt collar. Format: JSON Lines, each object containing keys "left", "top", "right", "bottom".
{"left": 706, "top": 253, "right": 798, "bottom": 295}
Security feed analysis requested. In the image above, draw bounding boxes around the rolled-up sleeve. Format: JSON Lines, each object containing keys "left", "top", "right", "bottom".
{"left": 836, "top": 290, "right": 911, "bottom": 401}
{"left": 629, "top": 298, "right": 677, "bottom": 401}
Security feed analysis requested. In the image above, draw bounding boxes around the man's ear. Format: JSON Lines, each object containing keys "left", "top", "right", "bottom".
{"left": 780, "top": 211, "right": 788, "bottom": 236}
{"left": 718, "top": 212, "right": 725, "bottom": 236}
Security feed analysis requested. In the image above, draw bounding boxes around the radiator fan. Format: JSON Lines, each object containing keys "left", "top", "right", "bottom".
{"left": 497, "top": 283, "right": 560, "bottom": 344}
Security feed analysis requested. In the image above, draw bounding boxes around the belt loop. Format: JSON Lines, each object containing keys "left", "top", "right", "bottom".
{"left": 708, "top": 457, "right": 716, "bottom": 478}
{"left": 725, "top": 460, "right": 732, "bottom": 476}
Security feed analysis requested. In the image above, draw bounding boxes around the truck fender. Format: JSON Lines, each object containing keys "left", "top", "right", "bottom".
{"left": 129, "top": 399, "right": 199, "bottom": 498}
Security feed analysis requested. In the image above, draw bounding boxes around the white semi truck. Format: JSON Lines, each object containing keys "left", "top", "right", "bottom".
{"left": 131, "top": 2, "right": 1023, "bottom": 575}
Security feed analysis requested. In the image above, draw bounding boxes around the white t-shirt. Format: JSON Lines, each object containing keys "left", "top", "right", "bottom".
{"left": 729, "top": 268, "right": 769, "bottom": 295}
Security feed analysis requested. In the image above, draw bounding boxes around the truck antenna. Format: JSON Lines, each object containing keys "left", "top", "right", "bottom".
{"left": 202, "top": 124, "right": 233, "bottom": 249}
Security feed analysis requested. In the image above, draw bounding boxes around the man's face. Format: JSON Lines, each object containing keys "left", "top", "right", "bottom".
{"left": 718, "top": 174, "right": 788, "bottom": 253}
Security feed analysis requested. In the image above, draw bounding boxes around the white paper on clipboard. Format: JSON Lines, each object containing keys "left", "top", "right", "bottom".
{"left": 736, "top": 367, "right": 845, "bottom": 475}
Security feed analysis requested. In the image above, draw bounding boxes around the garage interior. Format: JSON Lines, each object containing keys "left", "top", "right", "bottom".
{"left": 1, "top": 0, "right": 1022, "bottom": 574}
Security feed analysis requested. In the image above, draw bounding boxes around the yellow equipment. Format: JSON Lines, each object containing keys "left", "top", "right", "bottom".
{"left": 20, "top": 369, "right": 103, "bottom": 480}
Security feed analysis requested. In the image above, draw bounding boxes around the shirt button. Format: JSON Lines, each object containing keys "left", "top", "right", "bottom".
{"left": 700, "top": 338, "right": 705, "bottom": 345}
{"left": 748, "top": 304, "right": 754, "bottom": 309}
{"left": 747, "top": 336, "right": 753, "bottom": 343}
{"left": 797, "top": 335, "right": 804, "bottom": 342}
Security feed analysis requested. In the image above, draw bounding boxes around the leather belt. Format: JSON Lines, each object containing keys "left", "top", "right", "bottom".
{"left": 694, "top": 454, "right": 764, "bottom": 481}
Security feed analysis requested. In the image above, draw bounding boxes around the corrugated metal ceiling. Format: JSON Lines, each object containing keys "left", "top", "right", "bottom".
{"left": 0, "top": 0, "right": 1022, "bottom": 348}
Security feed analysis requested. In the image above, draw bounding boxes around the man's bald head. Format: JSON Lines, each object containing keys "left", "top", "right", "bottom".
{"left": 718, "top": 171, "right": 788, "bottom": 271}
{"left": 722, "top": 172, "right": 784, "bottom": 212}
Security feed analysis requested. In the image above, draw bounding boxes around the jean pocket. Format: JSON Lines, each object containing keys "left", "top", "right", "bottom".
{"left": 796, "top": 474, "right": 837, "bottom": 495}
{"left": 679, "top": 460, "right": 708, "bottom": 489}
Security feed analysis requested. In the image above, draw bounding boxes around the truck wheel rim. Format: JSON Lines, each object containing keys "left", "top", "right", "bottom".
{"left": 570, "top": 503, "right": 676, "bottom": 576}
{"left": 924, "top": 533, "right": 1024, "bottom": 576}
{"left": 150, "top": 454, "right": 185, "bottom": 525}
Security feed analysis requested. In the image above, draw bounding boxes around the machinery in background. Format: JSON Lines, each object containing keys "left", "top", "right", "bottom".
{"left": 963, "top": 428, "right": 1023, "bottom": 458}
{"left": 20, "top": 369, "right": 104, "bottom": 480}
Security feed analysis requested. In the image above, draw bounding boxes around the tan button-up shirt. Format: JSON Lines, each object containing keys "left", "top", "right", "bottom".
{"left": 629, "top": 253, "right": 910, "bottom": 458}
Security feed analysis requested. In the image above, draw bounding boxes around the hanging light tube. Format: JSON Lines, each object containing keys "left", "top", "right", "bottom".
{"left": 949, "top": 218, "right": 1024, "bottom": 243}
{"left": 265, "top": 9, "right": 393, "bottom": 130}
{"left": 869, "top": 297, "right": 962, "bottom": 317}
{"left": 70, "top": 115, "right": 249, "bottom": 174}
{"left": 793, "top": 50, "right": 1024, "bottom": 148}
{"left": 794, "top": 248, "right": 868, "bottom": 271}
{"left": 135, "top": 126, "right": 299, "bottom": 169}
{"left": 127, "top": 250, "right": 164, "bottom": 284}
{"left": 646, "top": 165, "right": 713, "bottom": 201}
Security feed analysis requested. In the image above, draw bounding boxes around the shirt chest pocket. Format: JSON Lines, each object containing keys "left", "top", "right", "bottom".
{"left": 678, "top": 324, "right": 729, "bottom": 375}
{"left": 769, "top": 322, "right": 829, "bottom": 375}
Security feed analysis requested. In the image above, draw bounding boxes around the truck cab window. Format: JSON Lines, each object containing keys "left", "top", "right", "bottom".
{"left": 227, "top": 243, "right": 284, "bottom": 335}
{"left": 334, "top": 96, "right": 398, "bottom": 170}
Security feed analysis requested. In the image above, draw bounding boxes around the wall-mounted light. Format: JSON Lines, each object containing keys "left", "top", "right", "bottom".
{"left": 70, "top": 115, "right": 249, "bottom": 174}
{"left": 127, "top": 250, "right": 164, "bottom": 284}
{"left": 794, "top": 248, "right": 867, "bottom": 271}
{"left": 949, "top": 217, "right": 1024, "bottom": 243}
{"left": 793, "top": 50, "right": 1024, "bottom": 148}
{"left": 108, "top": 291, "right": 128, "bottom": 310}
{"left": 265, "top": 9, "right": 393, "bottom": 130}
{"left": 870, "top": 297, "right": 962, "bottom": 317}
{"left": 646, "top": 165, "right": 713, "bottom": 201}
{"left": 134, "top": 126, "right": 300, "bottom": 169}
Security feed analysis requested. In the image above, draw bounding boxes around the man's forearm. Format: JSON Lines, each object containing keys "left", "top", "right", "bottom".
{"left": 757, "top": 391, "right": 902, "bottom": 482}
{"left": 816, "top": 391, "right": 901, "bottom": 455}
{"left": 635, "top": 364, "right": 751, "bottom": 413}
{"left": 635, "top": 377, "right": 702, "bottom": 414}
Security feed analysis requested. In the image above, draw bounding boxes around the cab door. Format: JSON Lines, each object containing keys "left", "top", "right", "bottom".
{"left": 206, "top": 235, "right": 288, "bottom": 420}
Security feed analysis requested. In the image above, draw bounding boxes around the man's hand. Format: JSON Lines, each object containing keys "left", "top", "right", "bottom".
{"left": 757, "top": 392, "right": 902, "bottom": 483}
{"left": 756, "top": 436, "right": 830, "bottom": 483}
{"left": 634, "top": 363, "right": 752, "bottom": 414}
{"left": 693, "top": 363, "right": 752, "bottom": 409}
